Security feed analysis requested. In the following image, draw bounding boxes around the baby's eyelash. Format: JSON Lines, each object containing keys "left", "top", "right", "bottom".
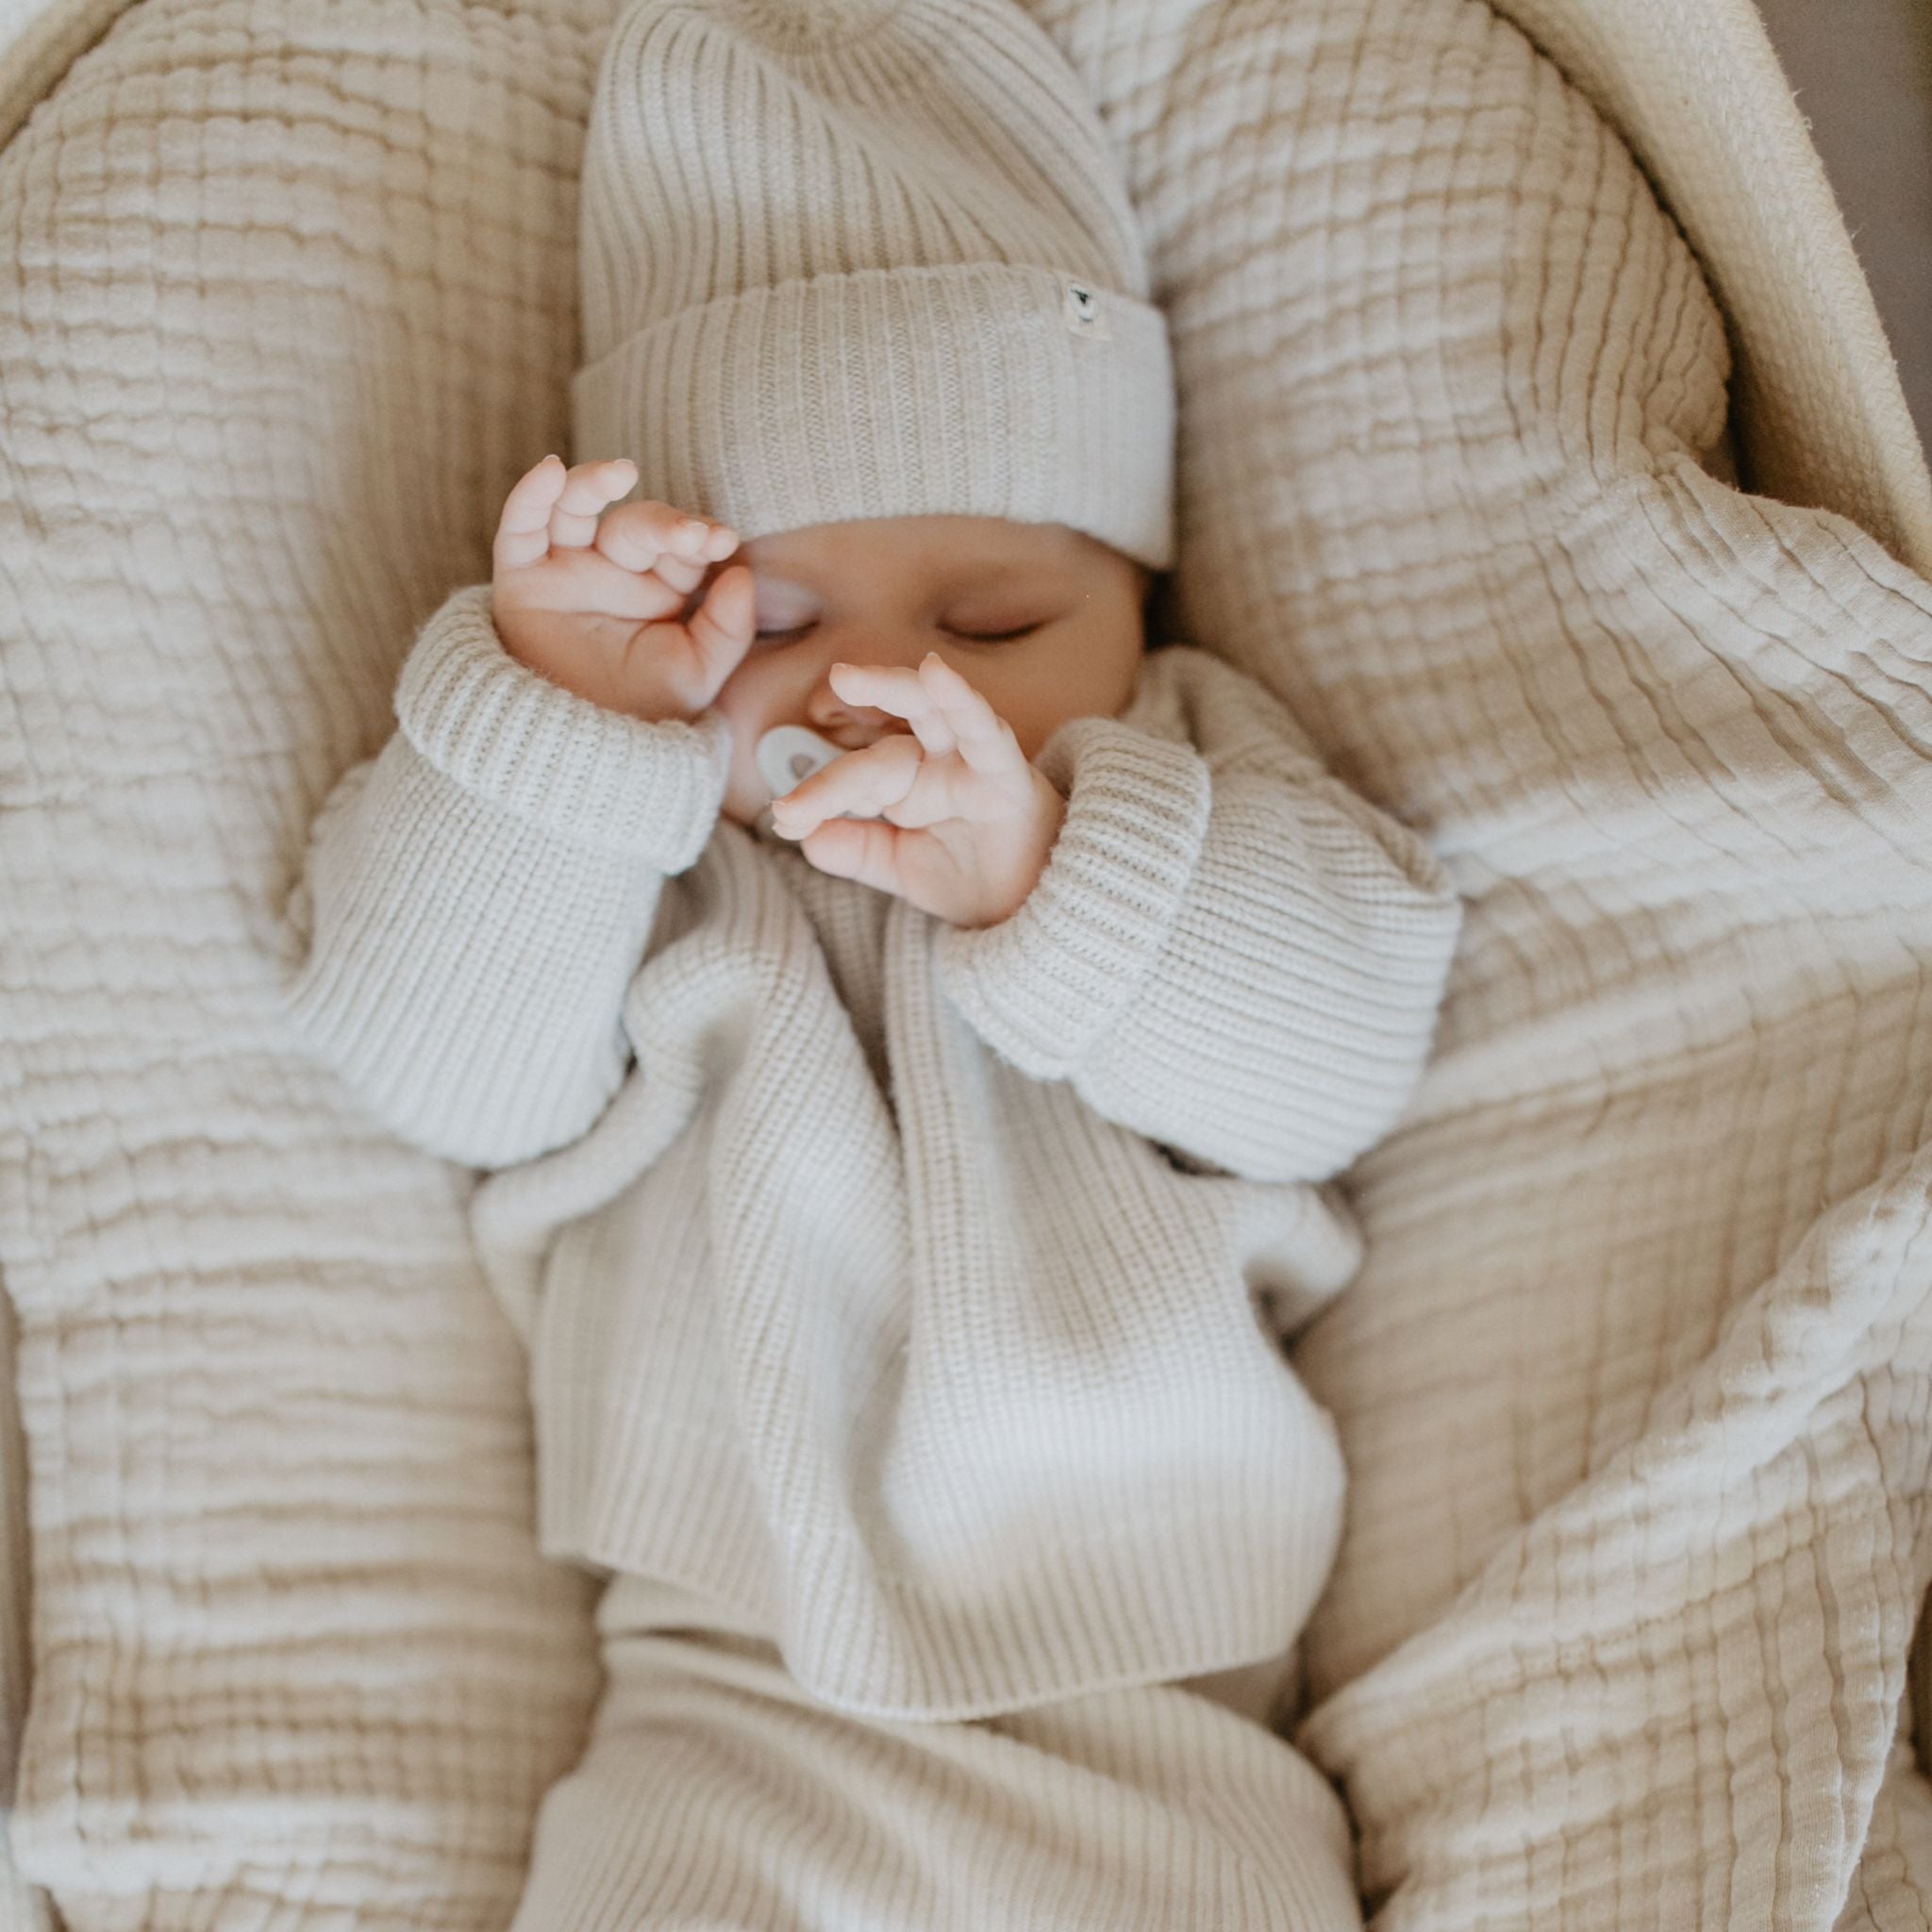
{"left": 753, "top": 622, "right": 1043, "bottom": 644}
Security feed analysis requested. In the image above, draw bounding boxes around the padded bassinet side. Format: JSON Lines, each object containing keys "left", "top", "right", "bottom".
{"left": 0, "top": 0, "right": 128, "bottom": 153}
{"left": 0, "top": 23, "right": 101, "bottom": 1928}
{"left": 2, "top": 1285, "right": 55, "bottom": 1932}
{"left": 1485, "top": 0, "right": 1932, "bottom": 581}
{"left": 0, "top": 0, "right": 615, "bottom": 1921}
{"left": 0, "top": 17, "right": 116, "bottom": 1932}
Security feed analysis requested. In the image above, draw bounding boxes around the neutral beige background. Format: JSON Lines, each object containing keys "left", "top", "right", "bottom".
{"left": 1756, "top": 0, "right": 1932, "bottom": 458}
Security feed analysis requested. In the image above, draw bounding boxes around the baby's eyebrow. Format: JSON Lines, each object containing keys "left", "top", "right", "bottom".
{"left": 750, "top": 554, "right": 1060, "bottom": 592}
{"left": 933, "top": 555, "right": 1058, "bottom": 588}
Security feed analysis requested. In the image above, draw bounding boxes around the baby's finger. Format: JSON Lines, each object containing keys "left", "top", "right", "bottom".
{"left": 915, "top": 652, "right": 1027, "bottom": 775}
{"left": 547, "top": 458, "right": 639, "bottom": 550}
{"left": 772, "top": 732, "right": 924, "bottom": 835}
{"left": 785, "top": 814, "right": 907, "bottom": 897}
{"left": 826, "top": 661, "right": 958, "bottom": 758}
{"left": 593, "top": 501, "right": 734, "bottom": 591}
{"left": 684, "top": 563, "right": 757, "bottom": 670}
{"left": 492, "top": 456, "right": 572, "bottom": 575}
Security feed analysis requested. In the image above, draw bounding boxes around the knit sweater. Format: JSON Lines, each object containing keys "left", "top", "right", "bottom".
{"left": 280, "top": 581, "right": 1461, "bottom": 1722}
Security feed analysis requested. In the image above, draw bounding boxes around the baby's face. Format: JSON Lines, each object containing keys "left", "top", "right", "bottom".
{"left": 708, "top": 515, "right": 1151, "bottom": 828}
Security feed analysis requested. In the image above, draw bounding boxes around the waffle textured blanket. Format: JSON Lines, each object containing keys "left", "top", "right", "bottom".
{"left": 4, "top": 0, "right": 1932, "bottom": 1925}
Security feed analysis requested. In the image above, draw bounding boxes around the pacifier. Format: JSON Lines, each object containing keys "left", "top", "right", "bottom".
{"left": 752, "top": 724, "right": 844, "bottom": 843}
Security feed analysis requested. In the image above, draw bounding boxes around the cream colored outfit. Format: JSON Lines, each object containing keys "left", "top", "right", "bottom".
{"left": 280, "top": 581, "right": 1460, "bottom": 1923}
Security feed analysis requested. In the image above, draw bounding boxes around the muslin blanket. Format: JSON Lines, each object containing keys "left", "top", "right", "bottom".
{"left": 4, "top": 0, "right": 1932, "bottom": 1925}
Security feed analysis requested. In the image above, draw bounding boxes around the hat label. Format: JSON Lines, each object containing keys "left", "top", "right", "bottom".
{"left": 1062, "top": 280, "right": 1112, "bottom": 341}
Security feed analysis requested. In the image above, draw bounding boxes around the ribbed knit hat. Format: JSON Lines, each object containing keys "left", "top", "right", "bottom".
{"left": 570, "top": 0, "right": 1175, "bottom": 570}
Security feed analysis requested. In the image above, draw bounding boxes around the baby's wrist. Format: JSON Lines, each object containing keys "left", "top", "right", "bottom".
{"left": 490, "top": 597, "right": 704, "bottom": 727}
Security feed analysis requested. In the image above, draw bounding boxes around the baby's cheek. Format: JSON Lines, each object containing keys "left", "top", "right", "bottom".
{"left": 720, "top": 754, "right": 765, "bottom": 826}
{"left": 709, "top": 701, "right": 765, "bottom": 824}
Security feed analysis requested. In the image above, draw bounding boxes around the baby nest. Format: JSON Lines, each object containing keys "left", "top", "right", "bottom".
{"left": 3, "top": 0, "right": 1932, "bottom": 1925}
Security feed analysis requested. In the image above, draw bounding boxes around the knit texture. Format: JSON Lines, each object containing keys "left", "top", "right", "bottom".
{"left": 284, "top": 578, "right": 1458, "bottom": 1721}
{"left": 504, "top": 1573, "right": 1364, "bottom": 1929}
{"left": 571, "top": 0, "right": 1177, "bottom": 566}
{"left": 1491, "top": 0, "right": 1932, "bottom": 576}
{"left": 7, "top": 0, "right": 1932, "bottom": 1924}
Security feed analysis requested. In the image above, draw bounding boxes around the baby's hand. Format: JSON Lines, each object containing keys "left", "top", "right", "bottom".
{"left": 490, "top": 455, "right": 752, "bottom": 723}
{"left": 766, "top": 654, "right": 1069, "bottom": 929}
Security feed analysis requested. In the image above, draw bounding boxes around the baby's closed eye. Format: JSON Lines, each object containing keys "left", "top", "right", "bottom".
{"left": 752, "top": 618, "right": 1046, "bottom": 646}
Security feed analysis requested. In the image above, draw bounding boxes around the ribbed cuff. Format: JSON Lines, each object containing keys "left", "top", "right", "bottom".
{"left": 934, "top": 717, "right": 1213, "bottom": 1079}
{"left": 394, "top": 583, "right": 733, "bottom": 870}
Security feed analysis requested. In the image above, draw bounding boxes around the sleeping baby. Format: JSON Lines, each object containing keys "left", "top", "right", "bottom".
{"left": 282, "top": 0, "right": 1463, "bottom": 1924}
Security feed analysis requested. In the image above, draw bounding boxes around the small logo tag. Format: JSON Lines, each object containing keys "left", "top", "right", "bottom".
{"left": 1062, "top": 280, "right": 1111, "bottom": 341}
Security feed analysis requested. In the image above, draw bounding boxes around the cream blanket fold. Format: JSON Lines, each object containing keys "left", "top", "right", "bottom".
{"left": 5, "top": 0, "right": 1932, "bottom": 1924}
{"left": 1038, "top": 0, "right": 1932, "bottom": 1923}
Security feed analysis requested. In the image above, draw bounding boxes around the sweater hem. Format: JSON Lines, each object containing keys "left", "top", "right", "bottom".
{"left": 774, "top": 1461, "right": 1344, "bottom": 1721}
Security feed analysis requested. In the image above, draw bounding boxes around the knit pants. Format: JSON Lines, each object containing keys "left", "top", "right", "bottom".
{"left": 508, "top": 1574, "right": 1363, "bottom": 1931}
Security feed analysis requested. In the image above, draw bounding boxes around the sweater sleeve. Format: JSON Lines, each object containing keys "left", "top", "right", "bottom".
{"left": 276, "top": 582, "right": 733, "bottom": 1170}
{"left": 933, "top": 647, "right": 1462, "bottom": 1185}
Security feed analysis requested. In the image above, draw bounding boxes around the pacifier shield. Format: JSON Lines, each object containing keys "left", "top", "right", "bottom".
{"left": 752, "top": 724, "right": 843, "bottom": 842}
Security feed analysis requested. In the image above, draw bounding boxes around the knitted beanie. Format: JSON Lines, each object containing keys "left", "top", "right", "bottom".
{"left": 570, "top": 0, "right": 1175, "bottom": 570}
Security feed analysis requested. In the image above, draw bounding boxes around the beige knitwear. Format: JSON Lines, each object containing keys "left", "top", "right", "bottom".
{"left": 571, "top": 0, "right": 1177, "bottom": 568}
{"left": 282, "top": 579, "right": 1462, "bottom": 1722}
{"left": 281, "top": 0, "right": 1469, "bottom": 1728}
{"left": 503, "top": 1572, "right": 1364, "bottom": 1930}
